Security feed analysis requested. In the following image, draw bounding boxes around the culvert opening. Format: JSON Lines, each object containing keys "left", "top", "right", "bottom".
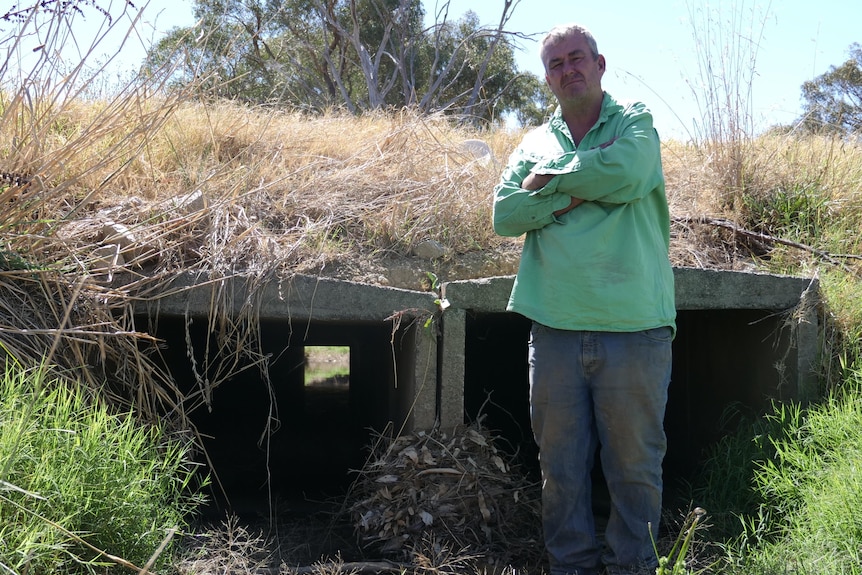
{"left": 461, "top": 307, "right": 803, "bottom": 505}
{"left": 141, "top": 314, "right": 409, "bottom": 517}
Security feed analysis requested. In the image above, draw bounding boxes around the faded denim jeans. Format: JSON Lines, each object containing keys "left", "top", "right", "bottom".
{"left": 528, "top": 323, "right": 673, "bottom": 575}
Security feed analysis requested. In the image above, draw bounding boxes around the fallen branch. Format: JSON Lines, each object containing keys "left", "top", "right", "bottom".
{"left": 673, "top": 215, "right": 860, "bottom": 276}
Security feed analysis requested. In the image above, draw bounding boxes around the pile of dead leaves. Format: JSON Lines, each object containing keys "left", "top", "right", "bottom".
{"left": 347, "top": 421, "right": 543, "bottom": 566}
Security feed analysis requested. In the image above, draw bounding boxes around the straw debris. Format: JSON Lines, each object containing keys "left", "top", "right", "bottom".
{"left": 348, "top": 421, "right": 542, "bottom": 565}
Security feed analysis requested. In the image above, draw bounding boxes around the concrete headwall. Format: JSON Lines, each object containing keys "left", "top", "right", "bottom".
{"left": 441, "top": 268, "right": 820, "bottom": 479}
{"left": 135, "top": 267, "right": 820, "bottom": 500}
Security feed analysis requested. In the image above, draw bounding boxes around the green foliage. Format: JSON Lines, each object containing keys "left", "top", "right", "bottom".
{"left": 0, "top": 363, "right": 207, "bottom": 574}
{"left": 741, "top": 185, "right": 830, "bottom": 244}
{"left": 515, "top": 81, "right": 557, "bottom": 128}
{"left": 699, "top": 366, "right": 862, "bottom": 574}
{"left": 145, "top": 0, "right": 543, "bottom": 123}
{"left": 0, "top": 249, "right": 35, "bottom": 271}
{"left": 800, "top": 43, "right": 862, "bottom": 134}
{"left": 820, "top": 271, "right": 862, "bottom": 371}
{"left": 304, "top": 346, "right": 350, "bottom": 385}
{"left": 687, "top": 402, "right": 800, "bottom": 544}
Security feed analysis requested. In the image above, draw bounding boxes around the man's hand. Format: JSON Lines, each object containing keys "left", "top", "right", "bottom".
{"left": 522, "top": 172, "right": 584, "bottom": 217}
{"left": 521, "top": 172, "right": 555, "bottom": 191}
{"left": 553, "top": 196, "right": 584, "bottom": 217}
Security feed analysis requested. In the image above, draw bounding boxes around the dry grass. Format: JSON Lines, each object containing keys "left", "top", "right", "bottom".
{"left": 664, "top": 134, "right": 862, "bottom": 270}
{"left": 22, "top": 101, "right": 522, "bottom": 276}
{"left": 9, "top": 95, "right": 862, "bottom": 282}
{"left": 665, "top": 130, "right": 862, "bottom": 214}
{"left": 2, "top": 85, "right": 861, "bottom": 410}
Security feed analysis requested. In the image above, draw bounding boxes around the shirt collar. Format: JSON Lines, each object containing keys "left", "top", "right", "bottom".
{"left": 547, "top": 92, "right": 623, "bottom": 137}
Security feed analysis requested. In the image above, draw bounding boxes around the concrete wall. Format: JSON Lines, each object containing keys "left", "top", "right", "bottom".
{"left": 138, "top": 271, "right": 441, "bottom": 430}
{"left": 135, "top": 272, "right": 441, "bottom": 506}
{"left": 441, "top": 268, "right": 820, "bottom": 480}
{"left": 134, "top": 267, "right": 820, "bottom": 501}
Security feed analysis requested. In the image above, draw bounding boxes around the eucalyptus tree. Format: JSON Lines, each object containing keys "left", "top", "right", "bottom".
{"left": 145, "top": 0, "right": 543, "bottom": 123}
{"left": 145, "top": 0, "right": 290, "bottom": 102}
{"left": 800, "top": 43, "right": 862, "bottom": 134}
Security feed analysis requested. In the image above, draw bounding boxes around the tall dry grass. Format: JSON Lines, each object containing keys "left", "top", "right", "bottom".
{"left": 663, "top": 133, "right": 862, "bottom": 260}
{"left": 3, "top": 76, "right": 862, "bottom": 411}
{"left": 6, "top": 99, "right": 519, "bottom": 274}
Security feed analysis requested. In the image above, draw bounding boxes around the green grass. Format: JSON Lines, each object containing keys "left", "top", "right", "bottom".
{"left": 0, "top": 362, "right": 208, "bottom": 574}
{"left": 305, "top": 345, "right": 350, "bottom": 385}
{"left": 820, "top": 271, "right": 862, "bottom": 376}
{"left": 686, "top": 403, "right": 796, "bottom": 543}
{"left": 690, "top": 363, "right": 862, "bottom": 574}
{"left": 744, "top": 370, "right": 862, "bottom": 574}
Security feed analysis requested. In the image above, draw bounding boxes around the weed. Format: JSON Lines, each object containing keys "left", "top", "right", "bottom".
{"left": 652, "top": 507, "right": 708, "bottom": 574}
{"left": 694, "top": 363, "right": 862, "bottom": 574}
{"left": 0, "top": 362, "right": 207, "bottom": 574}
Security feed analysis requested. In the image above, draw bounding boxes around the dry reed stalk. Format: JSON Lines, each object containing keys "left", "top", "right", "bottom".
{"left": 0, "top": 4, "right": 209, "bottom": 423}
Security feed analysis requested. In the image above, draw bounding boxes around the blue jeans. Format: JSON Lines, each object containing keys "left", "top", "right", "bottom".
{"left": 528, "top": 324, "right": 672, "bottom": 575}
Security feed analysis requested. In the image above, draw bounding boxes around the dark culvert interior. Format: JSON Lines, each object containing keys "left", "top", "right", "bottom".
{"left": 461, "top": 307, "right": 800, "bottom": 510}
{"left": 138, "top": 302, "right": 801, "bottom": 522}
{"left": 141, "top": 314, "right": 406, "bottom": 518}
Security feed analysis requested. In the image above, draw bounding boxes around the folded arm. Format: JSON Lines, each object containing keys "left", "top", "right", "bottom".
{"left": 539, "top": 113, "right": 663, "bottom": 205}
{"left": 492, "top": 161, "right": 574, "bottom": 237}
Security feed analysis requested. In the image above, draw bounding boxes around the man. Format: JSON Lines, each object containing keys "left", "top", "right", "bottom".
{"left": 492, "top": 23, "right": 676, "bottom": 575}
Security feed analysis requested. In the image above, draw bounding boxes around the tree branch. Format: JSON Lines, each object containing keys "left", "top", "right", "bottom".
{"left": 673, "top": 215, "right": 861, "bottom": 276}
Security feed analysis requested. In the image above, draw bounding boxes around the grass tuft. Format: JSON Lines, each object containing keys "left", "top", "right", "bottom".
{"left": 690, "top": 363, "right": 862, "bottom": 574}
{"left": 0, "top": 361, "right": 207, "bottom": 574}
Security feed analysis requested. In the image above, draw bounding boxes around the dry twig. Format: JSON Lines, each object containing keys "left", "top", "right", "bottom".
{"left": 347, "top": 421, "right": 541, "bottom": 567}
{"left": 673, "top": 215, "right": 860, "bottom": 276}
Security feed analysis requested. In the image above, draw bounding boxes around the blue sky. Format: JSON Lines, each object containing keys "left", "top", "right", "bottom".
{"left": 62, "top": 0, "right": 862, "bottom": 139}
{"left": 438, "top": 0, "right": 861, "bottom": 138}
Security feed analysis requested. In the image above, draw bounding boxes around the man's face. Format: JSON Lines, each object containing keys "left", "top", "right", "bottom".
{"left": 543, "top": 32, "right": 605, "bottom": 107}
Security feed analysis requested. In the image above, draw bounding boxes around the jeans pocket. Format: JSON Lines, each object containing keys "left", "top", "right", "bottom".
{"left": 638, "top": 326, "right": 673, "bottom": 343}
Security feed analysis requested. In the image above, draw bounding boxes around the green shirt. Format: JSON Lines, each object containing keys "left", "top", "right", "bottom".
{"left": 493, "top": 93, "right": 676, "bottom": 333}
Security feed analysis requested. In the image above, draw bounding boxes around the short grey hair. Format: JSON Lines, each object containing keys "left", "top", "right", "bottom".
{"left": 539, "top": 23, "right": 599, "bottom": 66}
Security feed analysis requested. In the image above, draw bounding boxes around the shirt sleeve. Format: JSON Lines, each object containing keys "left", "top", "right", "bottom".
{"left": 534, "top": 106, "right": 663, "bottom": 205}
{"left": 492, "top": 150, "right": 573, "bottom": 238}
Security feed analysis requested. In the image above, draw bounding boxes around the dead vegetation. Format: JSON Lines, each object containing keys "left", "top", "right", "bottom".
{"left": 174, "top": 420, "right": 545, "bottom": 575}
{"left": 348, "top": 422, "right": 542, "bottom": 567}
